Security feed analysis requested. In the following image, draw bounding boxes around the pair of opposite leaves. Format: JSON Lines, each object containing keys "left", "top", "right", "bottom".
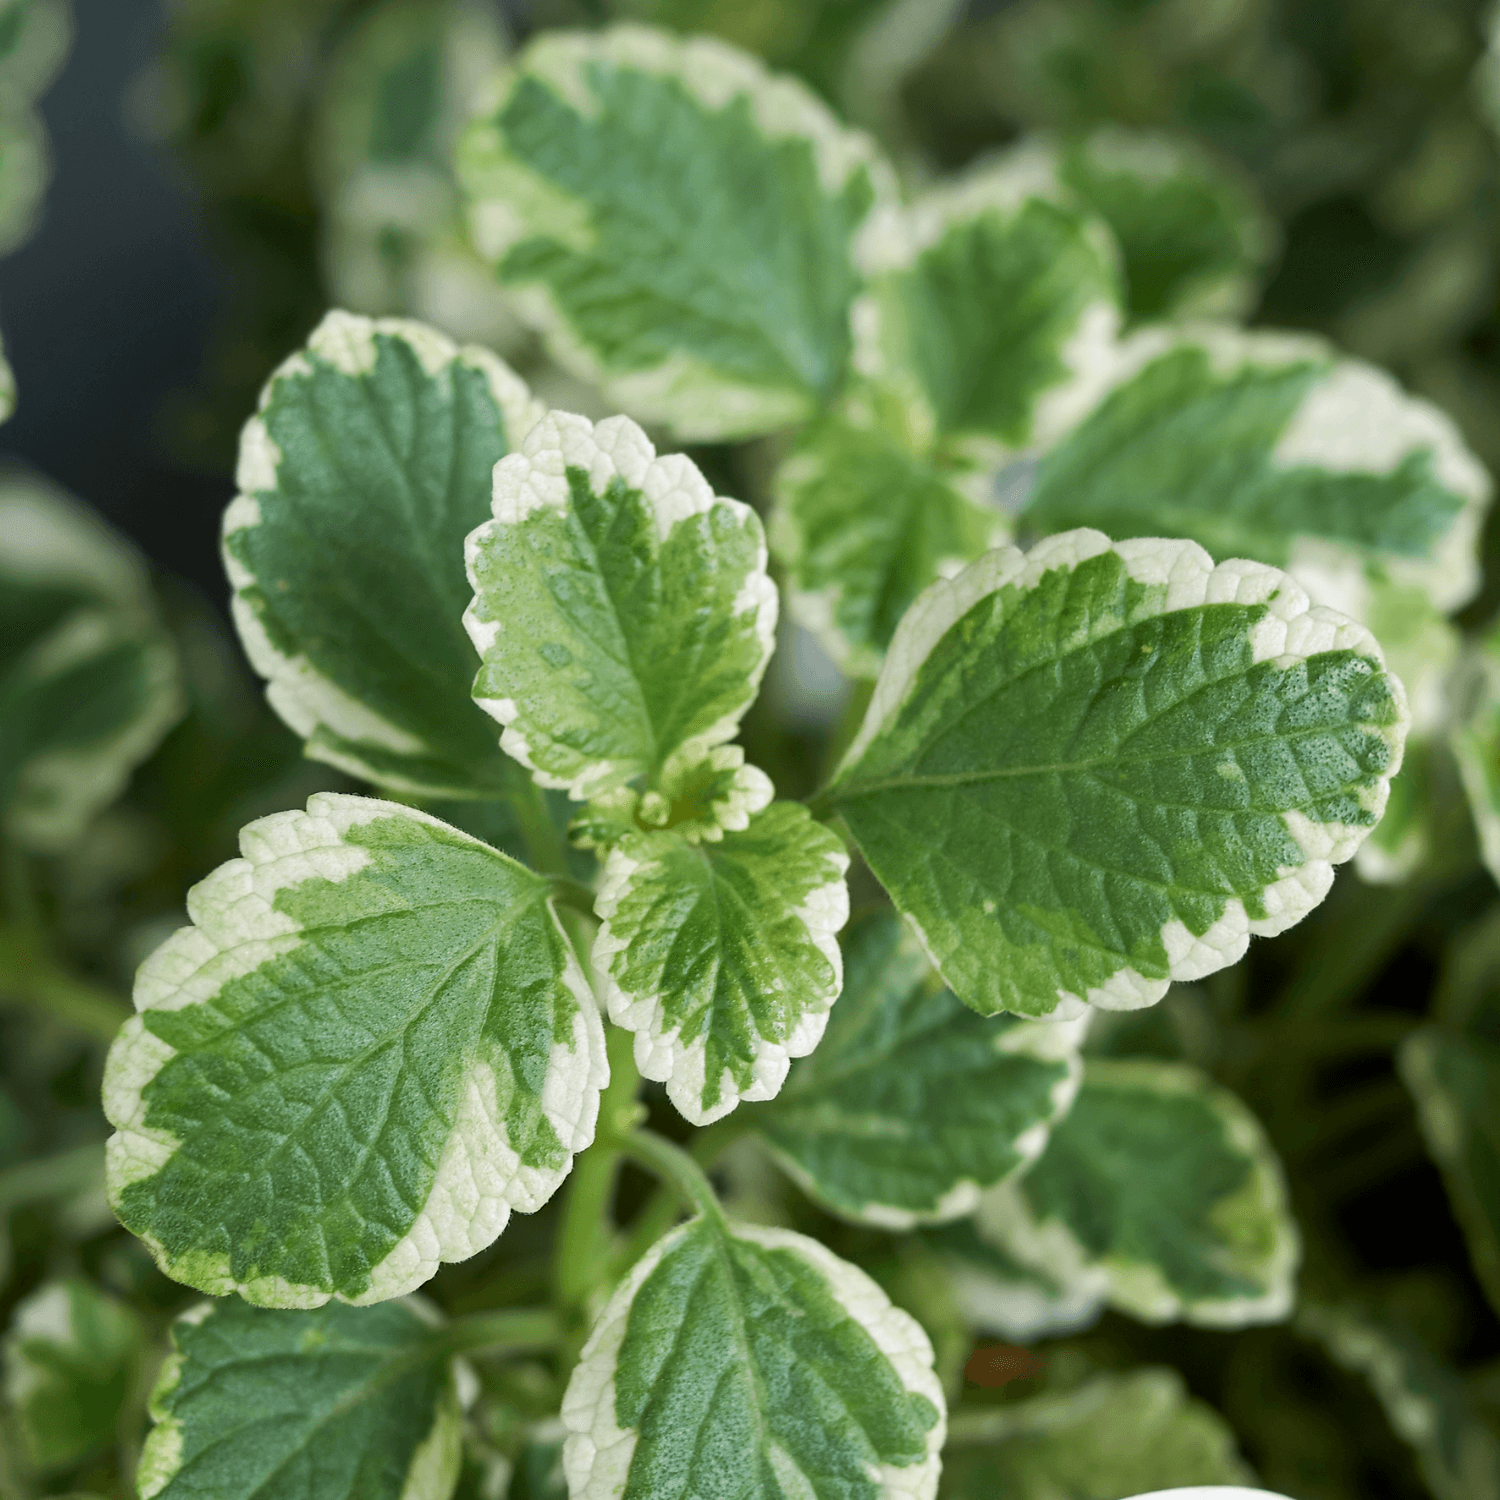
{"left": 101, "top": 309, "right": 1408, "bottom": 1316}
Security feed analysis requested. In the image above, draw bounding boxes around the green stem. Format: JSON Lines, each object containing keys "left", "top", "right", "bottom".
{"left": 555, "top": 1026, "right": 641, "bottom": 1313}
{"left": 0, "top": 1141, "right": 104, "bottom": 1213}
{"left": 550, "top": 878, "right": 599, "bottom": 917}
{"left": 509, "top": 775, "right": 572, "bottom": 880}
{"left": 440, "top": 1307, "right": 562, "bottom": 1358}
{"left": 610, "top": 1116, "right": 749, "bottom": 1276}
{"left": 614, "top": 1128, "right": 725, "bottom": 1225}
{"left": 0, "top": 928, "right": 129, "bottom": 1044}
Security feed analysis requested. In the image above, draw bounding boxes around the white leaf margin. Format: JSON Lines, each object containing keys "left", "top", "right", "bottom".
{"left": 103, "top": 792, "right": 608, "bottom": 1310}
{"left": 222, "top": 309, "right": 545, "bottom": 796}
{"left": 458, "top": 23, "right": 899, "bottom": 441}
{"left": 561, "top": 1218, "right": 946, "bottom": 1500}
{"left": 837, "top": 527, "right": 1411, "bottom": 1019}
{"left": 464, "top": 411, "right": 778, "bottom": 801}
{"left": 592, "top": 809, "right": 850, "bottom": 1127}
{"left": 973, "top": 1060, "right": 1301, "bottom": 1328}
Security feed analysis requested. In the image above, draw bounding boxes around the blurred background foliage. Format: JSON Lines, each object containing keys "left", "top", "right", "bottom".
{"left": 6, "top": 0, "right": 1500, "bottom": 1497}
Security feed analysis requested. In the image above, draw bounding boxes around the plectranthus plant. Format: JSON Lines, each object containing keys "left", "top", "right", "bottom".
{"left": 6, "top": 15, "right": 1492, "bottom": 1500}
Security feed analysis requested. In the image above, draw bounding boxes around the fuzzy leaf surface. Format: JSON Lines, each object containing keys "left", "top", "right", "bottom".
{"left": 940, "top": 1369, "right": 1252, "bottom": 1498}
{"left": 852, "top": 152, "right": 1119, "bottom": 459}
{"left": 104, "top": 793, "right": 607, "bottom": 1308}
{"left": 136, "top": 1296, "right": 464, "bottom": 1500}
{"left": 1021, "top": 327, "right": 1491, "bottom": 619}
{"left": 2, "top": 1277, "right": 146, "bottom": 1472}
{"left": 829, "top": 529, "right": 1408, "bottom": 1019}
{"left": 770, "top": 416, "right": 1004, "bottom": 677}
{"left": 972, "top": 1059, "right": 1298, "bottom": 1326}
{"left": 0, "top": 472, "right": 183, "bottom": 851}
{"left": 594, "top": 801, "right": 848, "bottom": 1125}
{"left": 757, "top": 911, "right": 1082, "bottom": 1226}
{"left": 562, "top": 1216, "right": 945, "bottom": 1500}
{"left": 457, "top": 24, "right": 894, "bottom": 440}
{"left": 465, "top": 412, "right": 776, "bottom": 801}
{"left": 224, "top": 310, "right": 543, "bottom": 798}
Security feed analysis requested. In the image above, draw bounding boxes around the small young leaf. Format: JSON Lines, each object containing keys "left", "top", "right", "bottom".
{"left": 923, "top": 1218, "right": 1106, "bottom": 1341}
{"left": 1021, "top": 327, "right": 1491, "bottom": 620}
{"left": 137, "top": 1296, "right": 467, "bottom": 1500}
{"left": 1453, "top": 624, "right": 1500, "bottom": 887}
{"left": 593, "top": 801, "right": 849, "bottom": 1125}
{"left": 1400, "top": 1026, "right": 1500, "bottom": 1316}
{"left": 2, "top": 1277, "right": 146, "bottom": 1471}
{"left": 757, "top": 911, "right": 1083, "bottom": 1226}
{"left": 970, "top": 1059, "right": 1299, "bottom": 1327}
{"left": 770, "top": 415, "right": 1006, "bottom": 677}
{"left": 465, "top": 411, "right": 777, "bottom": 801}
{"left": 0, "top": 471, "right": 183, "bottom": 852}
{"left": 852, "top": 149, "right": 1120, "bottom": 461}
{"left": 1298, "top": 1300, "right": 1500, "bottom": 1500}
{"left": 457, "top": 24, "right": 896, "bottom": 440}
{"left": 103, "top": 792, "right": 608, "bottom": 1308}
{"left": 224, "top": 309, "right": 544, "bottom": 798}
{"left": 828, "top": 530, "right": 1409, "bottom": 1019}
{"left": 1056, "top": 127, "right": 1277, "bottom": 322}
{"left": 562, "top": 1216, "right": 945, "bottom": 1500}
{"left": 940, "top": 1369, "right": 1253, "bottom": 1498}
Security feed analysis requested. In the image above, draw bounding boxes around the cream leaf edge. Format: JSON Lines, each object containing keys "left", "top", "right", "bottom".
{"left": 102, "top": 792, "right": 608, "bottom": 1310}
{"left": 561, "top": 1218, "right": 946, "bottom": 1500}
{"left": 223, "top": 309, "right": 545, "bottom": 797}
{"left": 464, "top": 411, "right": 778, "bottom": 802}
{"left": 591, "top": 809, "right": 850, "bottom": 1127}
{"left": 836, "top": 527, "right": 1410, "bottom": 1019}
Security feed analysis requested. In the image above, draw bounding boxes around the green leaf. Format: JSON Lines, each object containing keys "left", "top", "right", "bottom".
{"left": 770, "top": 414, "right": 1005, "bottom": 677}
{"left": 0, "top": 329, "right": 14, "bottom": 422}
{"left": 968, "top": 1058, "right": 1299, "bottom": 1326}
{"left": 313, "top": 0, "right": 523, "bottom": 352}
{"left": 827, "top": 529, "right": 1409, "bottom": 1019}
{"left": 561, "top": 1216, "right": 945, "bottom": 1500}
{"left": 851, "top": 149, "right": 1120, "bottom": 462}
{"left": 465, "top": 411, "right": 777, "bottom": 801}
{"left": 1353, "top": 738, "right": 1437, "bottom": 886}
{"left": 223, "top": 309, "right": 544, "bottom": 798}
{"left": 1299, "top": 1300, "right": 1500, "bottom": 1500}
{"left": 1400, "top": 1027, "right": 1500, "bottom": 1315}
{"left": 593, "top": 801, "right": 849, "bottom": 1124}
{"left": 1021, "top": 327, "right": 1492, "bottom": 621}
{"left": 1056, "top": 127, "right": 1277, "bottom": 322}
{"left": 0, "top": 108, "right": 45, "bottom": 255}
{"left": 1453, "top": 624, "right": 1500, "bottom": 888}
{"left": 0, "top": 471, "right": 184, "bottom": 852}
{"left": 923, "top": 1218, "right": 1105, "bottom": 1341}
{"left": 756, "top": 910, "right": 1083, "bottom": 1226}
{"left": 103, "top": 792, "right": 608, "bottom": 1308}
{"left": 940, "top": 1369, "right": 1253, "bottom": 1498}
{"left": 137, "top": 1295, "right": 468, "bottom": 1500}
{"left": 456, "top": 23, "right": 896, "bottom": 440}
{"left": 2, "top": 1277, "right": 146, "bottom": 1472}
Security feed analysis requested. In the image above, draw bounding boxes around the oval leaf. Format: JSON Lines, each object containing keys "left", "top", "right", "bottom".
{"left": 851, "top": 148, "right": 1121, "bottom": 462}
{"left": 593, "top": 801, "right": 849, "bottom": 1125}
{"left": 828, "top": 529, "right": 1409, "bottom": 1019}
{"left": 1021, "top": 326, "right": 1491, "bottom": 620}
{"left": 940, "top": 1369, "right": 1252, "bottom": 1499}
{"left": 758, "top": 911, "right": 1084, "bottom": 1226}
{"left": 464, "top": 411, "right": 777, "bottom": 801}
{"left": 224, "top": 309, "right": 544, "bottom": 798}
{"left": 137, "top": 1296, "right": 465, "bottom": 1500}
{"left": 770, "top": 415, "right": 1006, "bottom": 677}
{"left": 971, "top": 1059, "right": 1299, "bottom": 1327}
{"left": 103, "top": 792, "right": 608, "bottom": 1308}
{"left": 457, "top": 24, "right": 896, "bottom": 440}
{"left": 1056, "top": 127, "right": 1277, "bottom": 322}
{"left": 0, "top": 471, "right": 183, "bottom": 851}
{"left": 562, "top": 1216, "right": 945, "bottom": 1500}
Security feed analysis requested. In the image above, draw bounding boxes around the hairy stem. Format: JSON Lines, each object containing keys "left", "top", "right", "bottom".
{"left": 614, "top": 1128, "right": 724, "bottom": 1225}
